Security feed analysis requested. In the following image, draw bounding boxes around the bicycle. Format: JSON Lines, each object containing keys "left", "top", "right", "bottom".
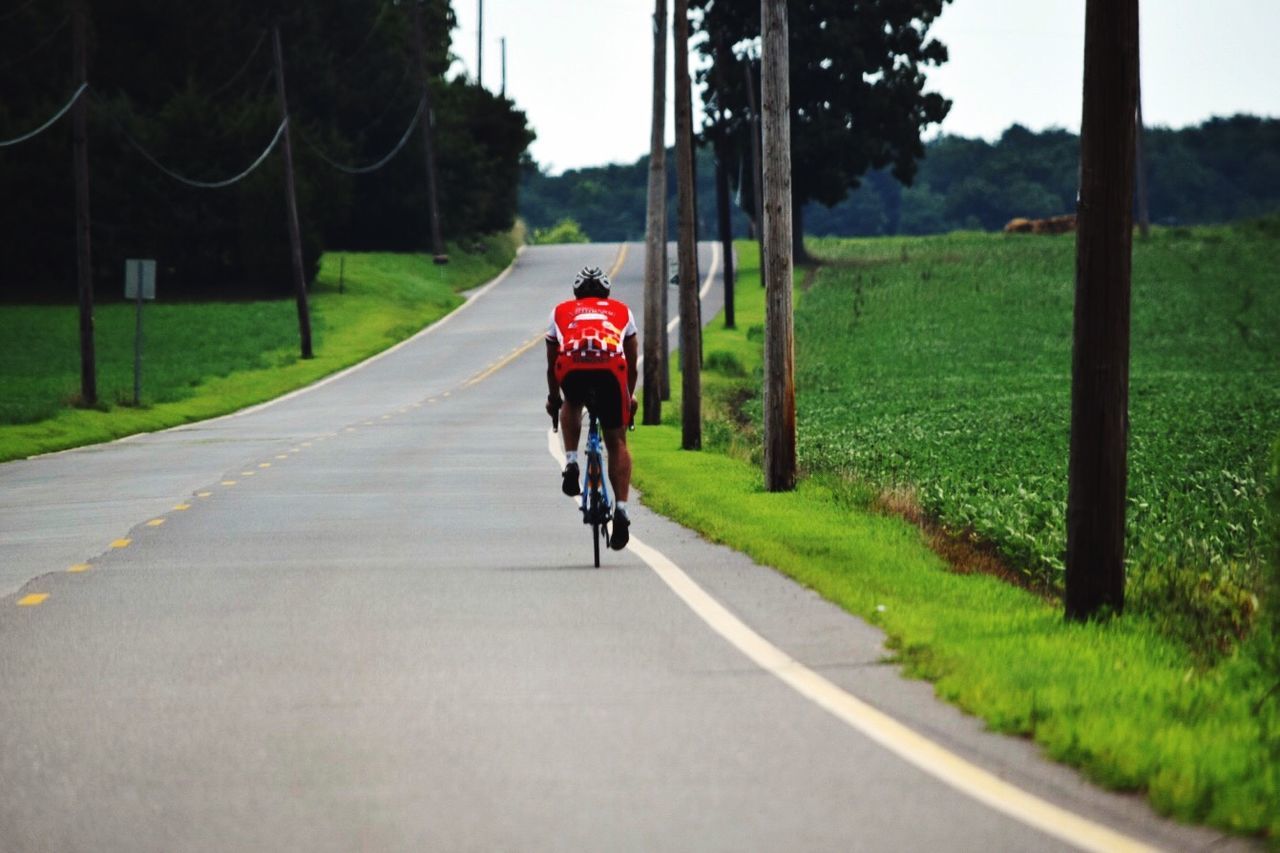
{"left": 552, "top": 406, "right": 612, "bottom": 568}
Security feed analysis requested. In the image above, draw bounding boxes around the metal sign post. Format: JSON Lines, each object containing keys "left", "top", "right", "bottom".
{"left": 124, "top": 259, "right": 156, "bottom": 405}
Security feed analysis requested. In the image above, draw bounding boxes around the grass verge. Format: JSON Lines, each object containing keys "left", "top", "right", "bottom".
{"left": 631, "top": 240, "right": 1279, "bottom": 838}
{"left": 0, "top": 232, "right": 517, "bottom": 462}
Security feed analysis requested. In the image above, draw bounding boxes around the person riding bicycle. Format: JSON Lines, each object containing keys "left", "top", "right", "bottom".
{"left": 545, "top": 266, "right": 639, "bottom": 550}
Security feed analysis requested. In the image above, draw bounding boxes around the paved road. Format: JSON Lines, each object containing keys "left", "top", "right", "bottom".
{"left": 0, "top": 245, "right": 1248, "bottom": 852}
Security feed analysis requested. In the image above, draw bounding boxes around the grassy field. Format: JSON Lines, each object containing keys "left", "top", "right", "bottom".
{"left": 632, "top": 235, "right": 1280, "bottom": 838}
{"left": 0, "top": 233, "right": 517, "bottom": 461}
{"left": 788, "top": 218, "right": 1280, "bottom": 652}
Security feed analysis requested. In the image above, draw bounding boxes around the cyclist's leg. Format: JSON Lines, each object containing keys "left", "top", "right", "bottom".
{"left": 560, "top": 399, "right": 583, "bottom": 454}
{"left": 602, "top": 427, "right": 631, "bottom": 502}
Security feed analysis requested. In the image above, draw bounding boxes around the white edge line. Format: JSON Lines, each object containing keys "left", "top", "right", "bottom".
{"left": 27, "top": 248, "right": 526, "bottom": 460}
{"left": 544, "top": 425, "right": 1158, "bottom": 853}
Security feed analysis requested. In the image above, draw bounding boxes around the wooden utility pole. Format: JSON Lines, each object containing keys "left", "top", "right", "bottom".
{"left": 71, "top": 0, "right": 96, "bottom": 404}
{"left": 743, "top": 58, "right": 764, "bottom": 247}
{"left": 761, "top": 0, "right": 795, "bottom": 491}
{"left": 272, "top": 26, "right": 313, "bottom": 359}
{"left": 411, "top": 1, "right": 448, "bottom": 263}
{"left": 1065, "top": 0, "right": 1139, "bottom": 621}
{"left": 642, "top": 0, "right": 668, "bottom": 426}
{"left": 715, "top": 144, "right": 735, "bottom": 329}
{"left": 500, "top": 36, "right": 506, "bottom": 96}
{"left": 673, "top": 0, "right": 700, "bottom": 449}
{"left": 659, "top": 208, "right": 671, "bottom": 400}
{"left": 476, "top": 0, "right": 484, "bottom": 87}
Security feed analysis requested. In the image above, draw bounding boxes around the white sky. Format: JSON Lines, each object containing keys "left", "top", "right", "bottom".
{"left": 448, "top": 1, "right": 1280, "bottom": 175}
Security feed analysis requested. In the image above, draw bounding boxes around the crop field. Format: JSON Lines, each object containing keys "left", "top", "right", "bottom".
{"left": 788, "top": 217, "right": 1280, "bottom": 646}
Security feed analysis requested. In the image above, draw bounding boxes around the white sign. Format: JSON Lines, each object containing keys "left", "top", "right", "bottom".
{"left": 125, "top": 259, "right": 156, "bottom": 300}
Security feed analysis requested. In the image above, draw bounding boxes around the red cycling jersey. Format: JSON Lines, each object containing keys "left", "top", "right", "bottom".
{"left": 546, "top": 296, "right": 637, "bottom": 422}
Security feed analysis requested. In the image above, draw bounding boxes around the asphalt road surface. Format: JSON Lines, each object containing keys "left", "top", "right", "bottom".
{"left": 0, "top": 245, "right": 1251, "bottom": 852}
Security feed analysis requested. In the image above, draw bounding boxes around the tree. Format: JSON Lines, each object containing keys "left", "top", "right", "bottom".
{"left": 693, "top": 0, "right": 952, "bottom": 260}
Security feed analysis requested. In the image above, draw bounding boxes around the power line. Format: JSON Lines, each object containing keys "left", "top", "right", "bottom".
{"left": 0, "top": 0, "right": 37, "bottom": 24}
{"left": 299, "top": 94, "right": 425, "bottom": 175}
{"left": 93, "top": 88, "right": 289, "bottom": 189}
{"left": 204, "top": 29, "right": 268, "bottom": 100}
{"left": 0, "top": 14, "right": 68, "bottom": 72}
{"left": 0, "top": 82, "right": 87, "bottom": 147}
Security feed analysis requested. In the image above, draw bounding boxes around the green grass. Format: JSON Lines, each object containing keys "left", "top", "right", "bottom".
{"left": 0, "top": 232, "right": 517, "bottom": 461}
{"left": 791, "top": 220, "right": 1280, "bottom": 652}
{"left": 632, "top": 238, "right": 1280, "bottom": 838}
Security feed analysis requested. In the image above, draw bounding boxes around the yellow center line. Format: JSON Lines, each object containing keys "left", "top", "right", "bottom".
{"left": 68, "top": 563, "right": 91, "bottom": 573}
{"left": 464, "top": 334, "right": 544, "bottom": 388}
{"left": 301, "top": 442, "right": 313, "bottom": 447}
{"left": 344, "top": 427, "right": 357, "bottom": 433}
{"left": 173, "top": 503, "right": 191, "bottom": 511}
{"left": 608, "top": 242, "right": 629, "bottom": 279}
{"left": 363, "top": 420, "right": 375, "bottom": 425}
{"left": 222, "top": 480, "right": 237, "bottom": 486}
{"left": 197, "top": 491, "right": 212, "bottom": 498}
{"left": 146, "top": 518, "right": 166, "bottom": 527}
{"left": 240, "top": 471, "right": 255, "bottom": 477}
{"left": 381, "top": 414, "right": 392, "bottom": 420}
{"left": 110, "top": 538, "right": 132, "bottom": 549}
{"left": 258, "top": 463, "right": 271, "bottom": 469}
{"left": 276, "top": 454, "right": 289, "bottom": 459}
{"left": 17, "top": 593, "right": 49, "bottom": 607}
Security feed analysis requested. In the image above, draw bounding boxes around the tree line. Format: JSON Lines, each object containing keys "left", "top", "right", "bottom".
{"left": 519, "top": 115, "right": 1280, "bottom": 242}
{"left": 0, "top": 0, "right": 534, "bottom": 302}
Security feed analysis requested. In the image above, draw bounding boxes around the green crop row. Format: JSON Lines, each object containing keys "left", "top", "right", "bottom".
{"left": 790, "top": 218, "right": 1279, "bottom": 654}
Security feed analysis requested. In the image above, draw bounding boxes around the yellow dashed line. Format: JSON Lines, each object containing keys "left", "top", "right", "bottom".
{"left": 173, "top": 504, "right": 191, "bottom": 511}
{"left": 442, "top": 391, "right": 451, "bottom": 398}
{"left": 464, "top": 334, "right": 543, "bottom": 388}
{"left": 68, "top": 563, "right": 91, "bottom": 573}
{"left": 110, "top": 538, "right": 131, "bottom": 549}
{"left": 146, "top": 518, "right": 165, "bottom": 527}
{"left": 363, "top": 420, "right": 375, "bottom": 425}
{"left": 344, "top": 427, "right": 357, "bottom": 433}
{"left": 427, "top": 398, "right": 437, "bottom": 404}
{"left": 197, "top": 491, "right": 212, "bottom": 498}
{"left": 381, "top": 414, "right": 392, "bottom": 420}
{"left": 17, "top": 594, "right": 49, "bottom": 607}
{"left": 301, "top": 442, "right": 313, "bottom": 447}
{"left": 276, "top": 454, "right": 289, "bottom": 459}
{"left": 222, "top": 480, "right": 237, "bottom": 487}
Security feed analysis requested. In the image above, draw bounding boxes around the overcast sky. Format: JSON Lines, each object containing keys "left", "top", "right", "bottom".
{"left": 448, "top": 1, "right": 1280, "bottom": 175}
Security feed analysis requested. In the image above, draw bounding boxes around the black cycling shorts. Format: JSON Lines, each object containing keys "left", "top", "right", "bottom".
{"left": 561, "top": 369, "right": 626, "bottom": 430}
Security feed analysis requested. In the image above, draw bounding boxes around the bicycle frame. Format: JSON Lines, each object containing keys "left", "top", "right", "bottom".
{"left": 580, "top": 412, "right": 612, "bottom": 567}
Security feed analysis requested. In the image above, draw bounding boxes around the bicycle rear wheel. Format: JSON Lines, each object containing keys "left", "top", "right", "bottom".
{"left": 592, "top": 520, "right": 601, "bottom": 568}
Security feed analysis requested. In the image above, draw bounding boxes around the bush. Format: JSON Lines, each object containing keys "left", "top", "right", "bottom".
{"left": 530, "top": 218, "right": 590, "bottom": 245}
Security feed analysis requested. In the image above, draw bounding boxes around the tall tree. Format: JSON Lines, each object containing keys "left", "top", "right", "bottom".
{"left": 1065, "top": 0, "right": 1139, "bottom": 621}
{"left": 693, "top": 0, "right": 952, "bottom": 260}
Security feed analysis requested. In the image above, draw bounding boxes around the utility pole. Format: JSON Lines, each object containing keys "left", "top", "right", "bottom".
{"left": 1065, "top": 0, "right": 1139, "bottom": 621}
{"left": 715, "top": 144, "right": 735, "bottom": 329}
{"left": 476, "top": 0, "right": 484, "bottom": 88}
{"left": 272, "top": 25, "right": 313, "bottom": 359}
{"left": 673, "top": 0, "right": 700, "bottom": 450}
{"left": 743, "top": 58, "right": 764, "bottom": 248}
{"left": 761, "top": 0, "right": 795, "bottom": 491}
{"left": 71, "top": 0, "right": 96, "bottom": 404}
{"left": 411, "top": 1, "right": 448, "bottom": 263}
{"left": 500, "top": 36, "right": 506, "bottom": 97}
{"left": 642, "top": 0, "right": 667, "bottom": 426}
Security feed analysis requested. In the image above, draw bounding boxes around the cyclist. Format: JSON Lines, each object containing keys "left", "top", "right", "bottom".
{"left": 545, "top": 266, "right": 639, "bottom": 550}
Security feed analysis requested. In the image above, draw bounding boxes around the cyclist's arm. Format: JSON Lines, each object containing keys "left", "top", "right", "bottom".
{"left": 545, "top": 339, "right": 560, "bottom": 399}
{"left": 623, "top": 334, "right": 638, "bottom": 396}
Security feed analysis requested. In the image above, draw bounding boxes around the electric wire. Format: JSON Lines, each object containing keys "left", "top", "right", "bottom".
{"left": 203, "top": 29, "right": 268, "bottom": 101}
{"left": 92, "top": 88, "right": 288, "bottom": 189}
{"left": 0, "top": 82, "right": 87, "bottom": 148}
{"left": 0, "top": 15, "right": 69, "bottom": 72}
{"left": 299, "top": 93, "right": 424, "bottom": 175}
